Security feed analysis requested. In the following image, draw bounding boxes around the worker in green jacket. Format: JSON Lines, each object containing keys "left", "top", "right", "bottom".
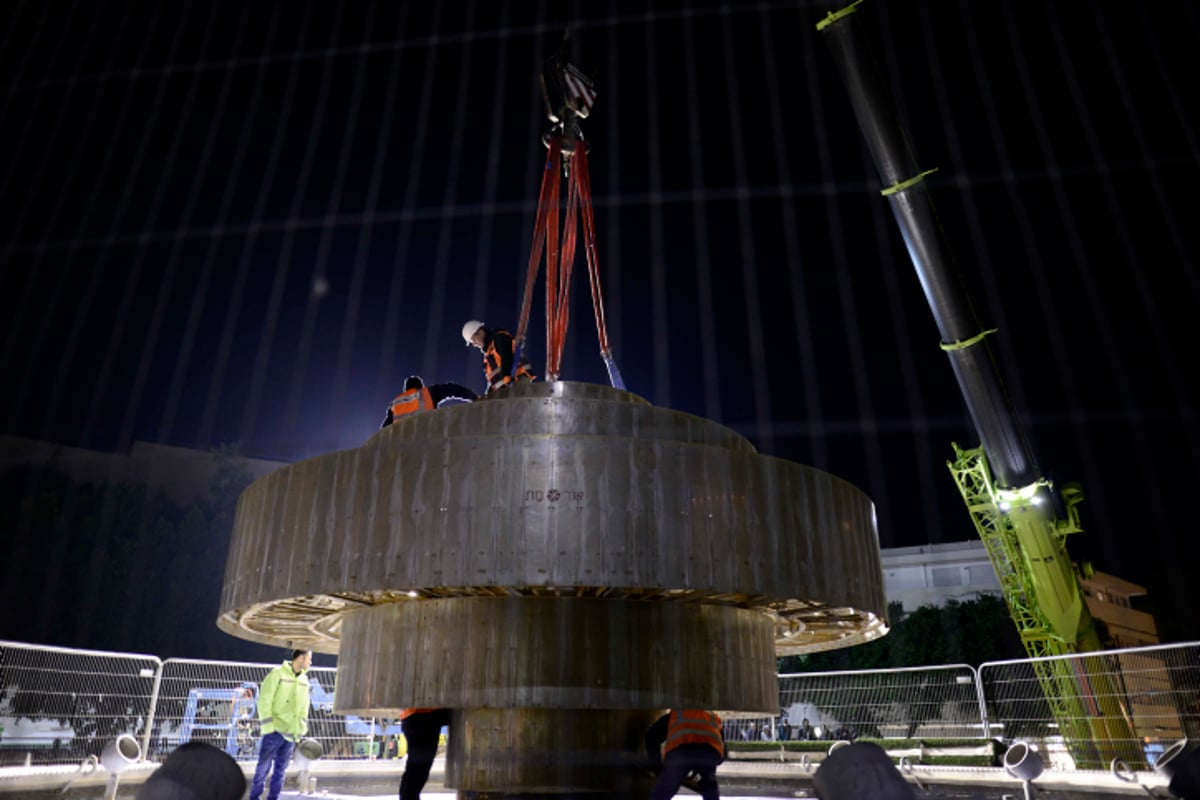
{"left": 250, "top": 649, "right": 312, "bottom": 800}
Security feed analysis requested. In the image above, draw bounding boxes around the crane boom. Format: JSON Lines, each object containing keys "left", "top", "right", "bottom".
{"left": 817, "top": 1, "right": 1142, "bottom": 769}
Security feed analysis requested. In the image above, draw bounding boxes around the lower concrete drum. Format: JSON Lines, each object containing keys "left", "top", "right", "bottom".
{"left": 218, "top": 381, "right": 888, "bottom": 797}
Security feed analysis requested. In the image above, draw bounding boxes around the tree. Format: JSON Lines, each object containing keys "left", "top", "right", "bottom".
{"left": 0, "top": 445, "right": 273, "bottom": 661}
{"left": 779, "top": 595, "right": 1025, "bottom": 674}
{"left": 206, "top": 443, "right": 255, "bottom": 536}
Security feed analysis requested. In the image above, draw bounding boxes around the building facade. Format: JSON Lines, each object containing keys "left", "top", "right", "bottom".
{"left": 0, "top": 435, "right": 287, "bottom": 506}
{"left": 1079, "top": 571, "right": 1159, "bottom": 648}
{"left": 879, "top": 540, "right": 1002, "bottom": 612}
{"left": 880, "top": 539, "right": 1159, "bottom": 645}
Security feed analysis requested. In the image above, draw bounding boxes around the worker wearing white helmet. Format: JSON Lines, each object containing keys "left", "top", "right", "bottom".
{"left": 462, "top": 319, "right": 535, "bottom": 393}
{"left": 462, "top": 319, "right": 486, "bottom": 347}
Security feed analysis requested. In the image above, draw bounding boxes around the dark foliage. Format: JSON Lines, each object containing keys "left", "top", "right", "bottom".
{"left": 0, "top": 448, "right": 275, "bottom": 661}
{"left": 779, "top": 596, "right": 1026, "bottom": 674}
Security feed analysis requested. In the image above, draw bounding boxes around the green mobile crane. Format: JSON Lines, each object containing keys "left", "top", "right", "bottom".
{"left": 817, "top": 2, "right": 1141, "bottom": 769}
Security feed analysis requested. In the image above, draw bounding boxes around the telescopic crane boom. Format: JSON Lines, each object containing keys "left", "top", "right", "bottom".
{"left": 818, "top": 1, "right": 1141, "bottom": 769}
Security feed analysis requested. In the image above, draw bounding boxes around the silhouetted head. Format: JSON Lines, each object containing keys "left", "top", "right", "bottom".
{"left": 135, "top": 741, "right": 246, "bottom": 800}
{"left": 813, "top": 742, "right": 915, "bottom": 800}
{"left": 404, "top": 375, "right": 424, "bottom": 391}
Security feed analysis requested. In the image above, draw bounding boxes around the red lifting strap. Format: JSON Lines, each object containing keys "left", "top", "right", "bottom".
{"left": 514, "top": 136, "right": 622, "bottom": 387}
{"left": 515, "top": 138, "right": 560, "bottom": 352}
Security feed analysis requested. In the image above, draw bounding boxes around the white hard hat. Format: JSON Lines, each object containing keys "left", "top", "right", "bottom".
{"left": 462, "top": 319, "right": 485, "bottom": 345}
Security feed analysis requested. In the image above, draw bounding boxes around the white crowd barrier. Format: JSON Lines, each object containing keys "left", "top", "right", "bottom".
{"left": 2, "top": 638, "right": 1197, "bottom": 778}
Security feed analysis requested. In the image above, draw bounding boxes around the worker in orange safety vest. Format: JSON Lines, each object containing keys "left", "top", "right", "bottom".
{"left": 380, "top": 375, "right": 476, "bottom": 429}
{"left": 398, "top": 707, "right": 452, "bottom": 800}
{"left": 649, "top": 709, "right": 725, "bottom": 800}
{"left": 461, "top": 320, "right": 536, "bottom": 394}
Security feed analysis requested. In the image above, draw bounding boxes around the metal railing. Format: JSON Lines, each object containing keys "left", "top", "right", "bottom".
{"left": 978, "top": 641, "right": 1200, "bottom": 771}
{"left": 777, "top": 663, "right": 983, "bottom": 741}
{"left": 2, "top": 638, "right": 1197, "bottom": 777}
{"left": 0, "top": 641, "right": 160, "bottom": 766}
{"left": 0, "top": 645, "right": 377, "bottom": 767}
{"left": 146, "top": 659, "right": 377, "bottom": 763}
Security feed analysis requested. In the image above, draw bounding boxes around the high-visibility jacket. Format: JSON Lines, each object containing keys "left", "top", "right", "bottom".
{"left": 662, "top": 710, "right": 725, "bottom": 759}
{"left": 390, "top": 386, "right": 435, "bottom": 420}
{"left": 257, "top": 661, "right": 310, "bottom": 741}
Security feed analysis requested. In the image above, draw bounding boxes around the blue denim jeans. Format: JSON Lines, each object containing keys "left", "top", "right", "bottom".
{"left": 249, "top": 731, "right": 294, "bottom": 800}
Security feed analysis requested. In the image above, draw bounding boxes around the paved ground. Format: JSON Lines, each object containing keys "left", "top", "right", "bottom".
{"left": 3, "top": 757, "right": 1169, "bottom": 799}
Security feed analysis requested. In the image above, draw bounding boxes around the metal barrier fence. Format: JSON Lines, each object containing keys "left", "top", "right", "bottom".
{"left": 2, "top": 638, "right": 1198, "bottom": 776}
{"left": 148, "top": 659, "right": 385, "bottom": 763}
{"left": 776, "top": 664, "right": 983, "bottom": 742}
{"left": 0, "top": 644, "right": 398, "bottom": 767}
{"left": 0, "top": 641, "right": 161, "bottom": 767}
{"left": 979, "top": 641, "right": 1200, "bottom": 771}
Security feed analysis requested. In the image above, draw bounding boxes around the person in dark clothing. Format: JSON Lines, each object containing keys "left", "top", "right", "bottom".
{"left": 1165, "top": 744, "right": 1200, "bottom": 799}
{"left": 136, "top": 741, "right": 246, "bottom": 800}
{"left": 645, "top": 712, "right": 670, "bottom": 773}
{"left": 380, "top": 375, "right": 476, "bottom": 429}
{"left": 399, "top": 707, "right": 452, "bottom": 800}
{"left": 812, "top": 741, "right": 916, "bottom": 800}
{"left": 461, "top": 320, "right": 535, "bottom": 394}
{"left": 798, "top": 717, "right": 815, "bottom": 741}
{"left": 649, "top": 709, "right": 725, "bottom": 800}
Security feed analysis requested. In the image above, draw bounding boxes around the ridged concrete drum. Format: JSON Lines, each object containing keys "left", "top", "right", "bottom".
{"left": 218, "top": 381, "right": 888, "bottom": 796}
{"left": 334, "top": 597, "right": 778, "bottom": 714}
{"left": 447, "top": 708, "right": 664, "bottom": 795}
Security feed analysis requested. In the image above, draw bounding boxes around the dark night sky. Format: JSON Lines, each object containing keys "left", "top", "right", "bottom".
{"left": 2, "top": 1, "right": 1199, "bottom": 647}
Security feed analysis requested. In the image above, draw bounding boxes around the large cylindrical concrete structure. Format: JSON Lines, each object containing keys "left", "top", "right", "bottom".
{"left": 219, "top": 381, "right": 887, "bottom": 796}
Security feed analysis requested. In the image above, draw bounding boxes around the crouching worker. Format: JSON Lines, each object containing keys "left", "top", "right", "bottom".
{"left": 650, "top": 709, "right": 725, "bottom": 800}
{"left": 381, "top": 375, "right": 476, "bottom": 429}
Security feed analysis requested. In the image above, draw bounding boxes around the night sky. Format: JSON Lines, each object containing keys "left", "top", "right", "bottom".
{"left": 2, "top": 1, "right": 1198, "bottom": 647}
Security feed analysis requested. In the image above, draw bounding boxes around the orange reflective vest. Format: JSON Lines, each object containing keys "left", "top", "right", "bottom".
{"left": 483, "top": 330, "right": 536, "bottom": 391}
{"left": 390, "top": 386, "right": 434, "bottom": 419}
{"left": 514, "top": 362, "right": 536, "bottom": 383}
{"left": 662, "top": 710, "right": 725, "bottom": 759}
{"left": 399, "top": 708, "right": 438, "bottom": 720}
